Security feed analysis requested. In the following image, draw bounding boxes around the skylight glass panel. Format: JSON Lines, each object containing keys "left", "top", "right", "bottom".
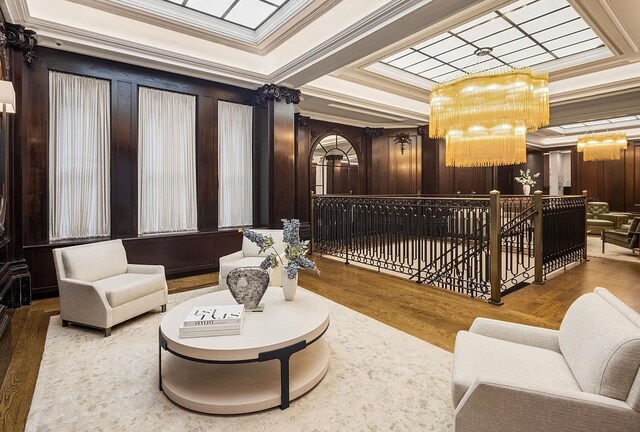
{"left": 433, "top": 70, "right": 467, "bottom": 83}
{"left": 225, "top": 0, "right": 276, "bottom": 28}
{"left": 419, "top": 36, "right": 465, "bottom": 56}
{"left": 542, "top": 29, "right": 598, "bottom": 51}
{"left": 505, "top": 0, "right": 568, "bottom": 24}
{"left": 435, "top": 44, "right": 477, "bottom": 63}
{"left": 165, "top": 0, "right": 288, "bottom": 30}
{"left": 499, "top": 45, "right": 546, "bottom": 63}
{"left": 376, "top": 0, "right": 606, "bottom": 83}
{"left": 609, "top": 116, "right": 640, "bottom": 123}
{"left": 452, "top": 12, "right": 498, "bottom": 33}
{"left": 511, "top": 52, "right": 554, "bottom": 67}
{"left": 383, "top": 49, "right": 413, "bottom": 63}
{"left": 457, "top": 18, "right": 511, "bottom": 42}
{"left": 413, "top": 33, "right": 449, "bottom": 50}
{"left": 491, "top": 37, "right": 535, "bottom": 57}
{"left": 405, "top": 58, "right": 443, "bottom": 74}
{"left": 583, "top": 120, "right": 611, "bottom": 126}
{"left": 531, "top": 19, "right": 589, "bottom": 42}
{"left": 185, "top": 0, "right": 235, "bottom": 17}
{"left": 499, "top": 0, "right": 535, "bottom": 14}
{"left": 389, "top": 51, "right": 429, "bottom": 68}
{"left": 420, "top": 64, "right": 457, "bottom": 79}
{"left": 553, "top": 38, "right": 603, "bottom": 58}
{"left": 520, "top": 7, "right": 580, "bottom": 33}
{"left": 473, "top": 28, "right": 523, "bottom": 50}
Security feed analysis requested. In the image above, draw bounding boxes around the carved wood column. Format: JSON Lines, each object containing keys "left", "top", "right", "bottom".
{"left": 254, "top": 84, "right": 300, "bottom": 228}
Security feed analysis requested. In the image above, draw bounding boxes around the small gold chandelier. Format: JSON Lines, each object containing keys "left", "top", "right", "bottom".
{"left": 429, "top": 48, "right": 549, "bottom": 167}
{"left": 577, "top": 132, "right": 627, "bottom": 161}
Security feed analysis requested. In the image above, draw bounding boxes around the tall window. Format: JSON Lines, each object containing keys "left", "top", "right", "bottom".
{"left": 49, "top": 72, "right": 110, "bottom": 241}
{"left": 138, "top": 87, "right": 197, "bottom": 235}
{"left": 218, "top": 101, "right": 253, "bottom": 229}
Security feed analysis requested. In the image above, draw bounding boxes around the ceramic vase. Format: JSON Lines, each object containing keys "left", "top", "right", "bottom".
{"left": 281, "top": 267, "right": 298, "bottom": 301}
{"left": 523, "top": 184, "right": 531, "bottom": 196}
{"left": 226, "top": 267, "right": 269, "bottom": 310}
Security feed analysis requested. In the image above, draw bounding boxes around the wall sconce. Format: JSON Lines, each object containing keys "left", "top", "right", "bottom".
{"left": 0, "top": 80, "right": 15, "bottom": 113}
{"left": 394, "top": 132, "right": 411, "bottom": 155}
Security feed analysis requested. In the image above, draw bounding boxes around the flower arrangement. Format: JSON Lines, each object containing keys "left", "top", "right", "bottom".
{"left": 243, "top": 219, "right": 319, "bottom": 280}
{"left": 514, "top": 169, "right": 540, "bottom": 186}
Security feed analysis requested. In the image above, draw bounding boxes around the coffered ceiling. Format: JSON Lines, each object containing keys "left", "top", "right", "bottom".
{"left": 2, "top": 0, "right": 640, "bottom": 146}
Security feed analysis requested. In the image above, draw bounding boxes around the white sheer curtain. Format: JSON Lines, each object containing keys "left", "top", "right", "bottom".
{"left": 218, "top": 101, "right": 253, "bottom": 229}
{"left": 49, "top": 72, "right": 111, "bottom": 241}
{"left": 138, "top": 87, "right": 197, "bottom": 235}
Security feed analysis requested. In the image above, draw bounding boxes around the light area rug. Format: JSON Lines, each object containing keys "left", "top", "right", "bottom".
{"left": 587, "top": 235, "right": 640, "bottom": 264}
{"left": 27, "top": 287, "right": 454, "bottom": 432}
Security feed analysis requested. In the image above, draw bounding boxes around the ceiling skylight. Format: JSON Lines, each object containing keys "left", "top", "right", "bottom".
{"left": 558, "top": 115, "right": 640, "bottom": 130}
{"left": 164, "top": 0, "right": 289, "bottom": 30}
{"left": 380, "top": 0, "right": 607, "bottom": 83}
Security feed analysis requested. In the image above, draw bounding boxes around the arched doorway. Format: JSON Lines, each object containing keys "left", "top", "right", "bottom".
{"left": 310, "top": 134, "right": 360, "bottom": 195}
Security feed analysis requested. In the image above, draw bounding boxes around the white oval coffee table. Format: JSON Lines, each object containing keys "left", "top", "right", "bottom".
{"left": 159, "top": 287, "right": 330, "bottom": 414}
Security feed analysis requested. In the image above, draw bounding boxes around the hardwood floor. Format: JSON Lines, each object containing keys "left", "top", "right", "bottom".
{"left": 1, "top": 256, "right": 638, "bottom": 431}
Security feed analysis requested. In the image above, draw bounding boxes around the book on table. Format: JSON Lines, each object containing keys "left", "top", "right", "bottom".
{"left": 179, "top": 304, "right": 245, "bottom": 338}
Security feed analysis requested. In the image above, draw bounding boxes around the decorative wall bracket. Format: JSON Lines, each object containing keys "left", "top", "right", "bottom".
{"left": 394, "top": 132, "right": 412, "bottom": 155}
{"left": 364, "top": 127, "right": 383, "bottom": 137}
{"left": 254, "top": 84, "right": 301, "bottom": 105}
{"left": 3, "top": 22, "right": 37, "bottom": 64}
{"left": 296, "top": 114, "right": 310, "bottom": 127}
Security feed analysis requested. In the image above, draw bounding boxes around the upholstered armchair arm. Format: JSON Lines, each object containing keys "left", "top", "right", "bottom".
{"left": 598, "top": 213, "right": 627, "bottom": 228}
{"left": 469, "top": 318, "right": 560, "bottom": 352}
{"left": 58, "top": 278, "right": 110, "bottom": 327}
{"left": 455, "top": 376, "right": 639, "bottom": 432}
{"left": 219, "top": 250, "right": 245, "bottom": 266}
{"left": 126, "top": 264, "right": 165, "bottom": 275}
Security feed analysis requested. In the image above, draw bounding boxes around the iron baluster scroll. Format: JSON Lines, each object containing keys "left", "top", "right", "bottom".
{"left": 312, "top": 194, "right": 586, "bottom": 302}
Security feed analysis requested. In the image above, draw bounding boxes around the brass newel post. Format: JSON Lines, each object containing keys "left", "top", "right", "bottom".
{"left": 310, "top": 192, "right": 315, "bottom": 255}
{"left": 582, "top": 189, "right": 588, "bottom": 261}
{"left": 489, "top": 190, "right": 503, "bottom": 305}
{"left": 533, "top": 191, "right": 544, "bottom": 284}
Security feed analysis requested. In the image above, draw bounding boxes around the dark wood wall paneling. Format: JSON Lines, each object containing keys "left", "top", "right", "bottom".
{"left": 574, "top": 140, "right": 640, "bottom": 212}
{"left": 19, "top": 47, "right": 257, "bottom": 296}
{"left": 371, "top": 128, "right": 422, "bottom": 195}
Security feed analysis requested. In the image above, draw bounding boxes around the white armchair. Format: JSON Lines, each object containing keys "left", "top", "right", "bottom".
{"left": 452, "top": 288, "right": 640, "bottom": 432}
{"left": 219, "top": 229, "right": 286, "bottom": 290}
{"left": 53, "top": 239, "right": 168, "bottom": 336}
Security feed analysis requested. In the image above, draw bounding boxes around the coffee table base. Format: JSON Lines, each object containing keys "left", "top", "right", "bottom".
{"left": 161, "top": 338, "right": 330, "bottom": 414}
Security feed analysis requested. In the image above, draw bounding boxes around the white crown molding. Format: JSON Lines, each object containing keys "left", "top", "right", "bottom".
{"left": 269, "top": 0, "right": 426, "bottom": 84}
{"left": 32, "top": 19, "right": 269, "bottom": 88}
{"left": 528, "top": 126, "right": 640, "bottom": 148}
{"left": 301, "top": 84, "right": 428, "bottom": 122}
{"left": 299, "top": 109, "right": 419, "bottom": 129}
{"left": 65, "top": 0, "right": 334, "bottom": 55}
{"left": 599, "top": 0, "right": 639, "bottom": 53}
{"left": 332, "top": 69, "right": 428, "bottom": 103}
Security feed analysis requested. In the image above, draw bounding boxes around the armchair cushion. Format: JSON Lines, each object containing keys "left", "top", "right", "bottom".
{"left": 95, "top": 273, "right": 166, "bottom": 308}
{"left": 452, "top": 331, "right": 580, "bottom": 407}
{"left": 61, "top": 240, "right": 128, "bottom": 282}
{"left": 559, "top": 288, "right": 640, "bottom": 401}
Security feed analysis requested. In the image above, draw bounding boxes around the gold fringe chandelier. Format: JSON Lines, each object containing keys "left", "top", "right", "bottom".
{"left": 577, "top": 132, "right": 627, "bottom": 161}
{"left": 429, "top": 49, "right": 549, "bottom": 167}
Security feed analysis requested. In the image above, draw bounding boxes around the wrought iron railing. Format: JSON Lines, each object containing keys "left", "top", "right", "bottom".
{"left": 312, "top": 192, "right": 587, "bottom": 304}
{"left": 541, "top": 196, "right": 587, "bottom": 274}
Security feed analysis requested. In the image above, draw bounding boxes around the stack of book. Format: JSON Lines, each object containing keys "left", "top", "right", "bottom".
{"left": 179, "top": 304, "right": 245, "bottom": 338}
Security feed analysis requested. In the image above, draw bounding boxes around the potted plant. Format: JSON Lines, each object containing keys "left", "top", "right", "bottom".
{"left": 514, "top": 169, "right": 540, "bottom": 195}
{"left": 243, "top": 219, "right": 319, "bottom": 301}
